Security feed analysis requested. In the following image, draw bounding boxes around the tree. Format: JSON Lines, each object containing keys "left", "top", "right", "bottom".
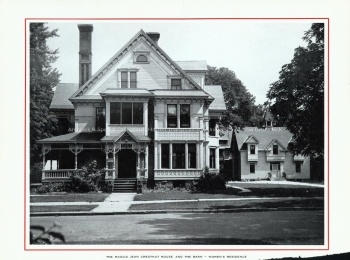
{"left": 267, "top": 23, "right": 324, "bottom": 157}
{"left": 30, "top": 23, "right": 61, "bottom": 166}
{"left": 205, "top": 66, "right": 264, "bottom": 129}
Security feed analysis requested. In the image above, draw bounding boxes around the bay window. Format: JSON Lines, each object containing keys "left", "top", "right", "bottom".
{"left": 110, "top": 102, "right": 143, "bottom": 124}
{"left": 160, "top": 143, "right": 197, "bottom": 170}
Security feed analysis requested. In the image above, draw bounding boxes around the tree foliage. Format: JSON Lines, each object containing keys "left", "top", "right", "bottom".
{"left": 30, "top": 23, "right": 61, "bottom": 165}
{"left": 205, "top": 66, "right": 264, "bottom": 129}
{"left": 267, "top": 23, "right": 324, "bottom": 157}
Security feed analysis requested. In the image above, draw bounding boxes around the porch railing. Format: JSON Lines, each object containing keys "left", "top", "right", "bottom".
{"left": 42, "top": 169, "right": 77, "bottom": 180}
{"left": 154, "top": 169, "right": 203, "bottom": 180}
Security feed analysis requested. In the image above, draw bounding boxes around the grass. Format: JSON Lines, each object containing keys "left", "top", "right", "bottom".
{"left": 135, "top": 185, "right": 324, "bottom": 201}
{"left": 129, "top": 198, "right": 324, "bottom": 211}
{"left": 30, "top": 205, "right": 98, "bottom": 212}
{"left": 30, "top": 193, "right": 110, "bottom": 203}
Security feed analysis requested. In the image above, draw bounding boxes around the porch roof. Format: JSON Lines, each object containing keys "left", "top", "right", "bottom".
{"left": 152, "top": 89, "right": 213, "bottom": 99}
{"left": 101, "top": 129, "right": 151, "bottom": 143}
{"left": 37, "top": 131, "right": 105, "bottom": 143}
{"left": 100, "top": 88, "right": 154, "bottom": 97}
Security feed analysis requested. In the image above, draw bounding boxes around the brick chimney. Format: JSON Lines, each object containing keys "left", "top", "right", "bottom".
{"left": 78, "top": 24, "right": 93, "bottom": 87}
{"left": 146, "top": 32, "right": 160, "bottom": 44}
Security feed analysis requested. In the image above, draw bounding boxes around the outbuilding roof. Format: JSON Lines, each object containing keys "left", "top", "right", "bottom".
{"left": 50, "top": 83, "right": 78, "bottom": 109}
{"left": 235, "top": 127, "right": 293, "bottom": 150}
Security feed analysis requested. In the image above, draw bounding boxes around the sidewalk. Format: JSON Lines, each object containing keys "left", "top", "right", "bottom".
{"left": 30, "top": 193, "right": 324, "bottom": 216}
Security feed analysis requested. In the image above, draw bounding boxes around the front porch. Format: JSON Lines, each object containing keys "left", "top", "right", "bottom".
{"left": 38, "top": 130, "right": 151, "bottom": 185}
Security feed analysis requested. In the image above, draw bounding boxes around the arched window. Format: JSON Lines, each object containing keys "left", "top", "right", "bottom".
{"left": 136, "top": 54, "right": 148, "bottom": 62}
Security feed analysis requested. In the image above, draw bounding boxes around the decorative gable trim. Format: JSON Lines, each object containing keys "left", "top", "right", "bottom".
{"left": 244, "top": 135, "right": 259, "bottom": 144}
{"left": 70, "top": 30, "right": 201, "bottom": 99}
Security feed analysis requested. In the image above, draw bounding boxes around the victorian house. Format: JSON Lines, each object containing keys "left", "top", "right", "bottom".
{"left": 38, "top": 24, "right": 230, "bottom": 191}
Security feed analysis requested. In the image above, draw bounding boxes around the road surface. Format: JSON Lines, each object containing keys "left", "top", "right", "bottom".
{"left": 30, "top": 210, "right": 324, "bottom": 245}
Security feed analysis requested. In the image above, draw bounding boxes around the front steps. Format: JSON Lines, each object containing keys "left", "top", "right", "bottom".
{"left": 112, "top": 178, "right": 137, "bottom": 192}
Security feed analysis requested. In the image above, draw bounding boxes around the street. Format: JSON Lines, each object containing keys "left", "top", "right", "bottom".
{"left": 30, "top": 210, "right": 324, "bottom": 245}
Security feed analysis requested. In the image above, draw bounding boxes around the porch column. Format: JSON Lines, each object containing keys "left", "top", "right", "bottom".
{"left": 196, "top": 143, "right": 200, "bottom": 169}
{"left": 145, "top": 146, "right": 149, "bottom": 179}
{"left": 169, "top": 143, "right": 173, "bottom": 169}
{"left": 113, "top": 144, "right": 116, "bottom": 178}
{"left": 215, "top": 147, "right": 220, "bottom": 171}
{"left": 185, "top": 143, "right": 188, "bottom": 169}
{"left": 154, "top": 141, "right": 158, "bottom": 170}
{"left": 41, "top": 144, "right": 51, "bottom": 180}
{"left": 137, "top": 151, "right": 141, "bottom": 178}
{"left": 144, "top": 102, "right": 148, "bottom": 136}
{"left": 205, "top": 143, "right": 210, "bottom": 168}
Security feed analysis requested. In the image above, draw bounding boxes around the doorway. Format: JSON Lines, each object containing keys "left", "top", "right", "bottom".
{"left": 118, "top": 149, "right": 137, "bottom": 178}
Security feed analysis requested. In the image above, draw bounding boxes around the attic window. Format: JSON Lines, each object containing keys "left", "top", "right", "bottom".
{"left": 273, "top": 145, "right": 278, "bottom": 155}
{"left": 136, "top": 54, "right": 148, "bottom": 62}
{"left": 171, "top": 78, "right": 182, "bottom": 90}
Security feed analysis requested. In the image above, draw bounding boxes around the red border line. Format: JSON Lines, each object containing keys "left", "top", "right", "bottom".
{"left": 25, "top": 17, "right": 330, "bottom": 252}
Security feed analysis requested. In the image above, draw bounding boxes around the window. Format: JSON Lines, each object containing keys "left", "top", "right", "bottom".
{"left": 110, "top": 102, "right": 143, "bottom": 124}
{"left": 96, "top": 107, "right": 106, "bottom": 130}
{"left": 120, "top": 71, "right": 137, "bottom": 88}
{"left": 210, "top": 148, "right": 216, "bottom": 168}
{"left": 121, "top": 71, "right": 128, "bottom": 88}
{"left": 250, "top": 145, "right": 255, "bottom": 154}
{"left": 209, "top": 119, "right": 217, "bottom": 136}
{"left": 295, "top": 161, "right": 302, "bottom": 173}
{"left": 167, "top": 104, "right": 191, "bottom": 128}
{"left": 171, "top": 78, "right": 182, "bottom": 90}
{"left": 273, "top": 145, "right": 278, "bottom": 154}
{"left": 161, "top": 144, "right": 170, "bottom": 169}
{"left": 167, "top": 105, "right": 177, "bottom": 128}
{"left": 130, "top": 72, "right": 137, "bottom": 88}
{"left": 172, "top": 144, "right": 185, "bottom": 169}
{"left": 266, "top": 120, "right": 272, "bottom": 126}
{"left": 180, "top": 104, "right": 190, "bottom": 128}
{"left": 250, "top": 163, "right": 255, "bottom": 173}
{"left": 188, "top": 144, "right": 197, "bottom": 169}
{"left": 136, "top": 54, "right": 147, "bottom": 62}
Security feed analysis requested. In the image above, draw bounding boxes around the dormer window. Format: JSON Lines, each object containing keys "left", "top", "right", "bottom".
{"left": 133, "top": 51, "right": 150, "bottom": 64}
{"left": 250, "top": 145, "right": 256, "bottom": 154}
{"left": 273, "top": 145, "right": 278, "bottom": 154}
{"left": 136, "top": 54, "right": 148, "bottom": 62}
{"left": 171, "top": 78, "right": 182, "bottom": 90}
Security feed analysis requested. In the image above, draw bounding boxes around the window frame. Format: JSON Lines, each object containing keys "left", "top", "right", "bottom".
{"left": 188, "top": 143, "right": 197, "bottom": 169}
{"left": 172, "top": 144, "right": 186, "bottom": 169}
{"left": 295, "top": 161, "right": 302, "bottom": 173}
{"left": 250, "top": 145, "right": 256, "bottom": 155}
{"left": 167, "top": 104, "right": 178, "bottom": 128}
{"left": 180, "top": 104, "right": 190, "bottom": 128}
{"left": 273, "top": 144, "right": 278, "bottom": 155}
{"left": 95, "top": 107, "right": 106, "bottom": 130}
{"left": 250, "top": 163, "right": 255, "bottom": 173}
{"left": 209, "top": 148, "right": 216, "bottom": 169}
{"left": 171, "top": 78, "right": 182, "bottom": 90}
{"left": 161, "top": 144, "right": 170, "bottom": 169}
{"left": 110, "top": 102, "right": 144, "bottom": 125}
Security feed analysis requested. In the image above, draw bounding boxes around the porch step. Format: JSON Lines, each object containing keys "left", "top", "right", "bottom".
{"left": 270, "top": 177, "right": 287, "bottom": 181}
{"left": 112, "top": 178, "right": 137, "bottom": 192}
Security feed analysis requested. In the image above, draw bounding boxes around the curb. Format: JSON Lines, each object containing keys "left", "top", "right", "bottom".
{"left": 30, "top": 206, "right": 324, "bottom": 217}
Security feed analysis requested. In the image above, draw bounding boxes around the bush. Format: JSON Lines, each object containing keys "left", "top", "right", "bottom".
{"left": 30, "top": 163, "right": 43, "bottom": 184}
{"left": 35, "top": 183, "right": 67, "bottom": 194}
{"left": 197, "top": 167, "right": 226, "bottom": 192}
{"left": 68, "top": 160, "right": 106, "bottom": 193}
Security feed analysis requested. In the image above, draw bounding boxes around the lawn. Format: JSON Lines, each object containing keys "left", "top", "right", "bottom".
{"left": 129, "top": 198, "right": 324, "bottom": 211}
{"left": 30, "top": 205, "right": 98, "bottom": 212}
{"left": 135, "top": 185, "right": 323, "bottom": 201}
{"left": 30, "top": 193, "right": 110, "bottom": 203}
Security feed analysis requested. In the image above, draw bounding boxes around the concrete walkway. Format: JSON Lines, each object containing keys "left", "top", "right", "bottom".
{"left": 91, "top": 193, "right": 136, "bottom": 213}
{"left": 227, "top": 180, "right": 325, "bottom": 188}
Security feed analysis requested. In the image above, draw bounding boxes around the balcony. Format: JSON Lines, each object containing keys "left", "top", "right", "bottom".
{"left": 154, "top": 169, "right": 203, "bottom": 180}
{"left": 154, "top": 128, "right": 202, "bottom": 141}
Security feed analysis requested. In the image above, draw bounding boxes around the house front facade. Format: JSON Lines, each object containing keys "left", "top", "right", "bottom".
{"left": 233, "top": 113, "right": 311, "bottom": 181}
{"left": 38, "top": 24, "right": 228, "bottom": 190}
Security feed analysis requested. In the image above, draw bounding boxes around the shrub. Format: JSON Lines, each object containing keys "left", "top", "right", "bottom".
{"left": 197, "top": 167, "right": 226, "bottom": 192}
{"left": 68, "top": 160, "right": 106, "bottom": 193}
{"left": 30, "top": 163, "right": 43, "bottom": 184}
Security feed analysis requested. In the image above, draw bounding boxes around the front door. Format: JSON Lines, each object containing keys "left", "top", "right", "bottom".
{"left": 271, "top": 163, "right": 280, "bottom": 177}
{"left": 118, "top": 149, "right": 137, "bottom": 178}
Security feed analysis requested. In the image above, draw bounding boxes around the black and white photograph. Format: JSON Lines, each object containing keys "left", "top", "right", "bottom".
{"left": 28, "top": 21, "right": 326, "bottom": 247}
{"left": 2, "top": 0, "right": 350, "bottom": 259}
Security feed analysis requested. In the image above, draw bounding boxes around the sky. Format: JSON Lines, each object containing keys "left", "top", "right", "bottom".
{"left": 46, "top": 21, "right": 311, "bottom": 105}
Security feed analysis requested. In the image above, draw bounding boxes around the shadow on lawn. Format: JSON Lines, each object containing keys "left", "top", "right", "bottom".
{"left": 191, "top": 187, "right": 324, "bottom": 198}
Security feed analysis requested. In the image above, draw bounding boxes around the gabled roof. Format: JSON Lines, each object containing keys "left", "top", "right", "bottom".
{"left": 176, "top": 60, "right": 207, "bottom": 72}
{"left": 265, "top": 138, "right": 287, "bottom": 151}
{"left": 203, "top": 85, "right": 226, "bottom": 111}
{"left": 71, "top": 29, "right": 202, "bottom": 99}
{"left": 37, "top": 132, "right": 105, "bottom": 143}
{"left": 245, "top": 135, "right": 259, "bottom": 143}
{"left": 235, "top": 127, "right": 293, "bottom": 150}
{"left": 50, "top": 83, "right": 78, "bottom": 109}
{"left": 101, "top": 128, "right": 151, "bottom": 143}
